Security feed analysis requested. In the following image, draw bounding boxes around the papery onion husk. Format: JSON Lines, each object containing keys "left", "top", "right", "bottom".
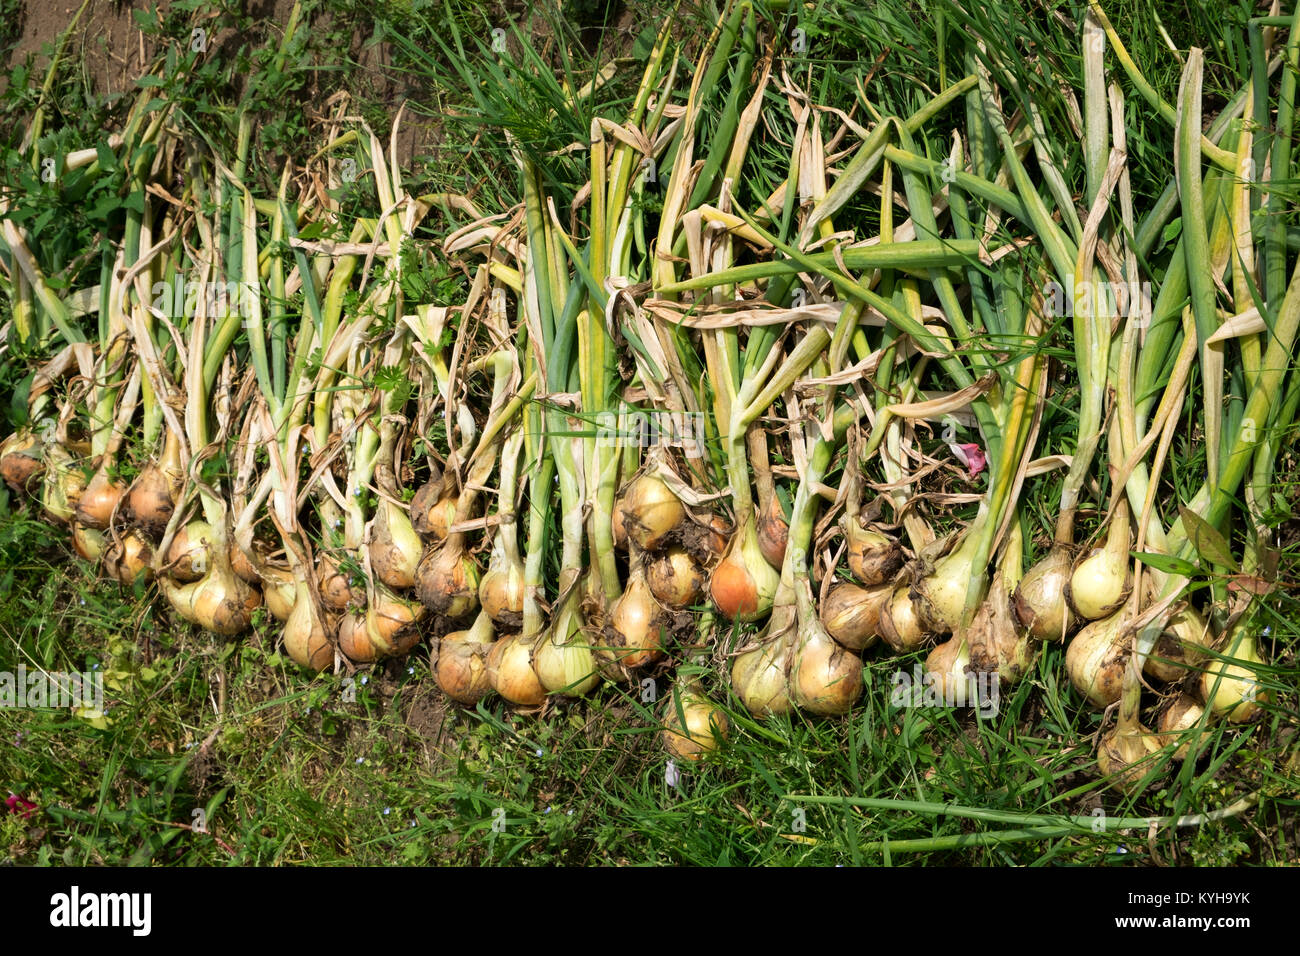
{"left": 1066, "top": 506, "right": 1132, "bottom": 621}
{"left": 260, "top": 565, "right": 298, "bottom": 622}
{"left": 841, "top": 515, "right": 904, "bottom": 586}
{"left": 1145, "top": 604, "right": 1210, "bottom": 682}
{"left": 104, "top": 531, "right": 153, "bottom": 585}
{"left": 41, "top": 444, "right": 85, "bottom": 524}
{"left": 370, "top": 497, "right": 424, "bottom": 590}
{"left": 75, "top": 464, "right": 127, "bottom": 531}
{"left": 967, "top": 585, "right": 1037, "bottom": 685}
{"left": 487, "top": 631, "right": 547, "bottom": 707}
{"left": 878, "top": 583, "right": 930, "bottom": 653}
{"left": 662, "top": 683, "right": 729, "bottom": 761}
{"left": 820, "top": 582, "right": 889, "bottom": 651}
{"left": 602, "top": 561, "right": 668, "bottom": 671}
{"left": 619, "top": 472, "right": 684, "bottom": 552}
{"left": 436, "top": 611, "right": 495, "bottom": 704}
{"left": 162, "top": 556, "right": 262, "bottom": 636}
{"left": 1, "top": 429, "right": 44, "bottom": 493}
{"left": 1201, "top": 624, "right": 1268, "bottom": 723}
{"left": 166, "top": 521, "right": 214, "bottom": 583}
{"left": 479, "top": 537, "right": 526, "bottom": 627}
{"left": 1155, "top": 693, "right": 1206, "bottom": 762}
{"left": 756, "top": 494, "right": 789, "bottom": 570}
{"left": 789, "top": 616, "right": 864, "bottom": 715}
{"left": 415, "top": 539, "right": 480, "bottom": 619}
{"left": 1065, "top": 610, "right": 1130, "bottom": 709}
{"left": 125, "top": 430, "right": 183, "bottom": 540}
{"left": 1013, "top": 545, "right": 1076, "bottom": 642}
{"left": 410, "top": 476, "right": 457, "bottom": 542}
{"left": 648, "top": 547, "right": 704, "bottom": 609}
{"left": 532, "top": 598, "right": 599, "bottom": 696}
{"left": 283, "top": 581, "right": 334, "bottom": 672}
{"left": 71, "top": 521, "right": 106, "bottom": 562}
{"left": 229, "top": 541, "right": 261, "bottom": 584}
{"left": 316, "top": 551, "right": 365, "bottom": 611}
{"left": 709, "top": 519, "right": 779, "bottom": 621}
{"left": 1096, "top": 722, "right": 1161, "bottom": 792}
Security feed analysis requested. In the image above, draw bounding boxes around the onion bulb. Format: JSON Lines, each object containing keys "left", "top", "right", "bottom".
{"left": 532, "top": 598, "right": 599, "bottom": 697}
{"left": 415, "top": 538, "right": 480, "bottom": 619}
{"left": 662, "top": 683, "right": 729, "bottom": 761}
{"left": 75, "top": 463, "right": 127, "bottom": 531}
{"left": 369, "top": 497, "right": 423, "bottom": 589}
{"left": 1146, "top": 604, "right": 1210, "bottom": 682}
{"left": 1, "top": 429, "right": 43, "bottom": 493}
{"left": 165, "top": 521, "right": 214, "bottom": 583}
{"left": 1066, "top": 505, "right": 1132, "bottom": 621}
{"left": 618, "top": 473, "right": 684, "bottom": 551}
{"left": 410, "top": 477, "right": 457, "bottom": 541}
{"left": 1155, "top": 694, "right": 1205, "bottom": 762}
{"left": 756, "top": 495, "right": 789, "bottom": 570}
{"left": 1013, "top": 545, "right": 1076, "bottom": 642}
{"left": 1096, "top": 721, "right": 1161, "bottom": 792}
{"left": 228, "top": 541, "right": 261, "bottom": 585}
{"left": 789, "top": 610, "right": 863, "bottom": 715}
{"left": 965, "top": 583, "right": 1036, "bottom": 685}
{"left": 71, "top": 521, "right": 106, "bottom": 562}
{"left": 602, "top": 557, "right": 668, "bottom": 670}
{"left": 878, "top": 583, "right": 929, "bottom": 653}
{"left": 125, "top": 430, "right": 184, "bottom": 539}
{"left": 710, "top": 518, "right": 779, "bottom": 622}
{"left": 1065, "top": 610, "right": 1130, "bottom": 709}
{"left": 1201, "top": 623, "right": 1268, "bottom": 723}
{"left": 104, "top": 531, "right": 153, "bottom": 584}
{"left": 260, "top": 565, "right": 298, "bottom": 622}
{"left": 914, "top": 529, "right": 985, "bottom": 635}
{"left": 841, "top": 515, "right": 904, "bottom": 586}
{"left": 41, "top": 444, "right": 85, "bottom": 524}
{"left": 436, "top": 611, "right": 495, "bottom": 704}
{"left": 478, "top": 535, "right": 526, "bottom": 626}
{"left": 487, "top": 631, "right": 547, "bottom": 707}
{"left": 338, "top": 587, "right": 425, "bottom": 662}
{"left": 282, "top": 581, "right": 334, "bottom": 672}
{"left": 820, "top": 582, "right": 889, "bottom": 651}
{"left": 731, "top": 611, "right": 794, "bottom": 716}
{"left": 161, "top": 546, "right": 262, "bottom": 636}
{"left": 316, "top": 551, "right": 365, "bottom": 611}
{"left": 648, "top": 547, "right": 704, "bottom": 609}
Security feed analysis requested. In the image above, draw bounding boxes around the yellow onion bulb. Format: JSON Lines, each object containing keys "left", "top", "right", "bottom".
{"left": 603, "top": 565, "right": 668, "bottom": 671}
{"left": 104, "top": 531, "right": 153, "bottom": 584}
{"left": 370, "top": 497, "right": 424, "bottom": 590}
{"left": 756, "top": 495, "right": 789, "bottom": 570}
{"left": 487, "top": 632, "right": 547, "bottom": 707}
{"left": 1155, "top": 694, "right": 1205, "bottom": 762}
{"left": 1201, "top": 625, "right": 1268, "bottom": 724}
{"left": 364, "top": 588, "right": 426, "bottom": 658}
{"left": 162, "top": 560, "right": 262, "bottom": 636}
{"left": 436, "top": 612, "right": 495, "bottom": 704}
{"left": 648, "top": 547, "right": 704, "bottom": 609}
{"left": 415, "top": 540, "right": 480, "bottom": 620}
{"left": 1064, "top": 611, "right": 1129, "bottom": 709}
{"left": 820, "top": 582, "right": 889, "bottom": 651}
{"left": 924, "top": 636, "right": 977, "bottom": 706}
{"left": 41, "top": 444, "right": 85, "bottom": 525}
{"left": 1013, "top": 545, "right": 1076, "bottom": 642}
{"left": 336, "top": 611, "right": 375, "bottom": 663}
{"left": 731, "top": 629, "right": 793, "bottom": 716}
{"left": 283, "top": 582, "right": 334, "bottom": 672}
{"left": 619, "top": 473, "right": 685, "bottom": 552}
{"left": 1146, "top": 604, "right": 1210, "bottom": 682}
{"left": 662, "top": 685, "right": 729, "bottom": 761}
{"left": 478, "top": 538, "right": 526, "bottom": 626}
{"left": 878, "top": 584, "right": 929, "bottom": 653}
{"left": 1067, "top": 513, "right": 1132, "bottom": 621}
{"left": 1, "top": 429, "right": 44, "bottom": 493}
{"left": 260, "top": 566, "right": 298, "bottom": 622}
{"left": 914, "top": 532, "right": 984, "bottom": 635}
{"left": 166, "top": 521, "right": 214, "bottom": 584}
{"left": 410, "top": 478, "right": 457, "bottom": 542}
{"left": 75, "top": 465, "right": 127, "bottom": 531}
{"left": 789, "top": 618, "right": 864, "bottom": 715}
{"left": 1096, "top": 722, "right": 1161, "bottom": 792}
{"left": 71, "top": 521, "right": 106, "bottom": 562}
{"left": 841, "top": 516, "right": 904, "bottom": 586}
{"left": 316, "top": 551, "right": 365, "bottom": 612}
{"left": 532, "top": 600, "right": 599, "bottom": 697}
{"left": 709, "top": 520, "right": 779, "bottom": 622}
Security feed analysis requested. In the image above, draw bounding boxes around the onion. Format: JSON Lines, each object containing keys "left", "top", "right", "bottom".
{"left": 925, "top": 635, "right": 977, "bottom": 705}
{"left": 877, "top": 583, "right": 929, "bottom": 653}
{"left": 1, "top": 429, "right": 43, "bottom": 493}
{"left": 819, "top": 582, "right": 889, "bottom": 651}
{"left": 1096, "top": 721, "right": 1161, "bottom": 792}
{"left": 1064, "top": 610, "right": 1130, "bottom": 709}
{"left": 731, "top": 631, "right": 792, "bottom": 716}
{"left": 369, "top": 497, "right": 424, "bottom": 589}
{"left": 479, "top": 536, "right": 526, "bottom": 626}
{"left": 125, "top": 430, "right": 183, "bottom": 539}
{"left": 756, "top": 494, "right": 789, "bottom": 569}
{"left": 41, "top": 444, "right": 85, "bottom": 524}
{"left": 1013, "top": 545, "right": 1076, "bottom": 642}
{"left": 162, "top": 549, "right": 262, "bottom": 636}
{"left": 647, "top": 547, "right": 704, "bottom": 608}
{"left": 104, "top": 531, "right": 153, "bottom": 584}
{"left": 914, "top": 528, "right": 984, "bottom": 635}
{"left": 662, "top": 683, "right": 729, "bottom": 761}
{"left": 532, "top": 597, "right": 599, "bottom": 696}
{"left": 709, "top": 518, "right": 779, "bottom": 621}
{"left": 1145, "top": 604, "right": 1209, "bottom": 682}
{"left": 841, "top": 515, "right": 904, "bottom": 586}
{"left": 602, "top": 556, "right": 668, "bottom": 670}
{"left": 1155, "top": 694, "right": 1205, "bottom": 762}
{"left": 71, "top": 521, "right": 106, "bottom": 562}
{"left": 487, "top": 631, "right": 547, "bottom": 707}
{"left": 410, "top": 477, "right": 457, "bottom": 541}
{"left": 283, "top": 581, "right": 334, "bottom": 672}
{"left": 415, "top": 538, "right": 480, "bottom": 620}
{"left": 316, "top": 551, "right": 365, "bottom": 611}
{"left": 1066, "top": 503, "right": 1132, "bottom": 620}
{"left": 75, "top": 464, "right": 127, "bottom": 531}
{"left": 966, "top": 584, "right": 1036, "bottom": 685}
{"left": 618, "top": 472, "right": 684, "bottom": 551}
{"left": 789, "top": 615, "right": 863, "bottom": 715}
{"left": 165, "top": 521, "right": 214, "bottom": 583}
{"left": 260, "top": 565, "right": 298, "bottom": 622}
{"left": 228, "top": 541, "right": 261, "bottom": 584}
{"left": 436, "top": 611, "right": 495, "bottom": 704}
{"left": 1201, "top": 623, "right": 1268, "bottom": 723}
{"left": 339, "top": 587, "right": 425, "bottom": 662}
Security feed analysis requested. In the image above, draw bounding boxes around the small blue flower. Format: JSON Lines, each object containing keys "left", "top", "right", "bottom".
{"left": 383, "top": 807, "right": 391, "bottom": 816}
{"left": 545, "top": 806, "right": 552, "bottom": 814}
{"left": 407, "top": 666, "right": 414, "bottom": 675}
{"left": 566, "top": 809, "right": 573, "bottom": 817}
{"left": 535, "top": 748, "right": 544, "bottom": 757}
{"left": 410, "top": 819, "right": 417, "bottom": 828}
{"left": 360, "top": 675, "right": 368, "bottom": 685}
{"left": 355, "top": 757, "right": 365, "bottom": 764}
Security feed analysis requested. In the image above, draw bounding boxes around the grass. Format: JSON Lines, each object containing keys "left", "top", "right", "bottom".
{"left": 1, "top": 0, "right": 1299, "bottom": 866}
